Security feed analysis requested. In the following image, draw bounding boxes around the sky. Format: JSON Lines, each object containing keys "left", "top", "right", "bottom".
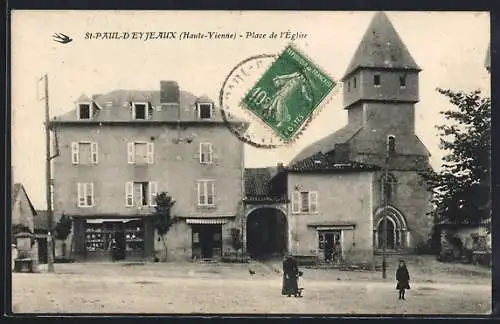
{"left": 11, "top": 11, "right": 490, "bottom": 210}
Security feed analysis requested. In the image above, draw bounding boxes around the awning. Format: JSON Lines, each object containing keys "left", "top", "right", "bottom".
{"left": 86, "top": 218, "right": 141, "bottom": 224}
{"left": 186, "top": 218, "right": 228, "bottom": 225}
{"left": 307, "top": 222, "right": 356, "bottom": 230}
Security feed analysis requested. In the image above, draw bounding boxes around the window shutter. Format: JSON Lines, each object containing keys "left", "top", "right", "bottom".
{"left": 210, "top": 181, "right": 215, "bottom": 205}
{"left": 91, "top": 142, "right": 98, "bottom": 164}
{"left": 208, "top": 144, "right": 213, "bottom": 163}
{"left": 89, "top": 183, "right": 95, "bottom": 206}
{"left": 71, "top": 142, "right": 79, "bottom": 164}
{"left": 125, "top": 182, "right": 133, "bottom": 207}
{"left": 292, "top": 191, "right": 300, "bottom": 213}
{"left": 149, "top": 181, "right": 158, "bottom": 206}
{"left": 309, "top": 191, "right": 318, "bottom": 213}
{"left": 127, "top": 142, "right": 135, "bottom": 164}
{"left": 199, "top": 143, "right": 203, "bottom": 163}
{"left": 197, "top": 181, "right": 202, "bottom": 205}
{"left": 147, "top": 142, "right": 154, "bottom": 164}
{"left": 77, "top": 183, "right": 83, "bottom": 207}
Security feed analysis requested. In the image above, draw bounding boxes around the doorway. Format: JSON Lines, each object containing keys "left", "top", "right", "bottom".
{"left": 246, "top": 208, "right": 288, "bottom": 260}
{"left": 319, "top": 230, "right": 341, "bottom": 263}
{"left": 192, "top": 225, "right": 222, "bottom": 259}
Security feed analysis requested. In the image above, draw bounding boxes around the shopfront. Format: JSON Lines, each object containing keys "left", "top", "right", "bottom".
{"left": 187, "top": 218, "right": 227, "bottom": 260}
{"left": 81, "top": 217, "right": 153, "bottom": 261}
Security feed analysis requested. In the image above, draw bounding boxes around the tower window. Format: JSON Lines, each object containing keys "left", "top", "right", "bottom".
{"left": 373, "top": 74, "right": 381, "bottom": 87}
{"left": 399, "top": 75, "right": 407, "bottom": 88}
{"left": 353, "top": 77, "right": 357, "bottom": 89}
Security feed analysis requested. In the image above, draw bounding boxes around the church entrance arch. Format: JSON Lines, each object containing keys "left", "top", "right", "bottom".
{"left": 374, "top": 206, "right": 409, "bottom": 250}
{"left": 246, "top": 207, "right": 288, "bottom": 260}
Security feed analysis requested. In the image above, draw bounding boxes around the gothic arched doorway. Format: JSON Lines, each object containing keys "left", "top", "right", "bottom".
{"left": 374, "top": 206, "right": 409, "bottom": 250}
{"left": 246, "top": 208, "right": 288, "bottom": 260}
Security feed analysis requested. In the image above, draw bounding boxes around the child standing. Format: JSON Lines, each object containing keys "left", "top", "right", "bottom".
{"left": 396, "top": 259, "right": 410, "bottom": 300}
{"left": 296, "top": 271, "right": 304, "bottom": 297}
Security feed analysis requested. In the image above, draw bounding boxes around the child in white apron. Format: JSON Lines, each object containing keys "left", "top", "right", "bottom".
{"left": 297, "top": 271, "right": 304, "bottom": 297}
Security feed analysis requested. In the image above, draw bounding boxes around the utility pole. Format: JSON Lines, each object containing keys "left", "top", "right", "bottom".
{"left": 382, "top": 135, "right": 395, "bottom": 279}
{"left": 43, "top": 74, "right": 55, "bottom": 273}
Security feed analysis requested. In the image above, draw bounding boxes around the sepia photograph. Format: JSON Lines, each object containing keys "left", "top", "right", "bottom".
{"left": 10, "top": 10, "right": 491, "bottom": 315}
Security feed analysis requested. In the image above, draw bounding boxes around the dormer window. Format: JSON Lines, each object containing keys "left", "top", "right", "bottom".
{"left": 399, "top": 75, "right": 407, "bottom": 88}
{"left": 132, "top": 102, "right": 148, "bottom": 120}
{"left": 198, "top": 103, "right": 213, "bottom": 119}
{"left": 373, "top": 74, "right": 381, "bottom": 87}
{"left": 78, "top": 103, "right": 92, "bottom": 120}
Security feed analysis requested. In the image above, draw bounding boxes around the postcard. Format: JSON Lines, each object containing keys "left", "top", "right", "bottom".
{"left": 10, "top": 10, "right": 491, "bottom": 315}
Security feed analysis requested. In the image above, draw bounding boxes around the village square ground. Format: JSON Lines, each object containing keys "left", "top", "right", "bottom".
{"left": 11, "top": 255, "right": 491, "bottom": 315}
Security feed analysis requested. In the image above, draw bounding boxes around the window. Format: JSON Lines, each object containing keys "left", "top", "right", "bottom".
{"left": 125, "top": 181, "right": 158, "bottom": 207}
{"left": 78, "top": 103, "right": 92, "bottom": 120}
{"left": 373, "top": 74, "right": 381, "bottom": 87}
{"left": 399, "top": 75, "right": 407, "bottom": 88}
{"left": 77, "top": 182, "right": 94, "bottom": 207}
{"left": 127, "top": 142, "right": 154, "bottom": 164}
{"left": 132, "top": 103, "right": 148, "bottom": 120}
{"left": 292, "top": 191, "right": 318, "bottom": 213}
{"left": 200, "top": 143, "right": 213, "bottom": 164}
{"left": 347, "top": 80, "right": 350, "bottom": 92}
{"left": 197, "top": 180, "right": 215, "bottom": 206}
{"left": 71, "top": 142, "right": 98, "bottom": 165}
{"left": 353, "top": 77, "right": 357, "bottom": 89}
{"left": 198, "top": 103, "right": 213, "bottom": 119}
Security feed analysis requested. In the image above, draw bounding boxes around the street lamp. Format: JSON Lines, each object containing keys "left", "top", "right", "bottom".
{"left": 382, "top": 135, "right": 396, "bottom": 279}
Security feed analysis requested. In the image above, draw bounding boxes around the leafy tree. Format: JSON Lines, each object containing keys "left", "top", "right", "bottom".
{"left": 152, "top": 192, "right": 176, "bottom": 261}
{"left": 421, "top": 88, "right": 491, "bottom": 228}
{"left": 54, "top": 214, "right": 72, "bottom": 258}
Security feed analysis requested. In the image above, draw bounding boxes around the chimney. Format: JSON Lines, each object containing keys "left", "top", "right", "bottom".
{"left": 160, "top": 81, "right": 180, "bottom": 105}
{"left": 277, "top": 162, "right": 285, "bottom": 172}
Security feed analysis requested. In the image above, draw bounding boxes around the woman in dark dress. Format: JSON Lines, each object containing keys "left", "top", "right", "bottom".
{"left": 282, "top": 255, "right": 299, "bottom": 297}
{"left": 396, "top": 259, "right": 410, "bottom": 300}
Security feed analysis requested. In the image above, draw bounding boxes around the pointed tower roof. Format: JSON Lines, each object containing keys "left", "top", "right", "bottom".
{"left": 342, "top": 11, "right": 421, "bottom": 80}
{"left": 485, "top": 43, "right": 490, "bottom": 72}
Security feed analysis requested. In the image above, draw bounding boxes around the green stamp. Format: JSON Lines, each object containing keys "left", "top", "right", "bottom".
{"left": 241, "top": 45, "right": 336, "bottom": 142}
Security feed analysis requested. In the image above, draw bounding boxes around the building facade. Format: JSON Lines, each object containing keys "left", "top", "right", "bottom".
{"left": 51, "top": 81, "right": 245, "bottom": 261}
{"left": 242, "top": 12, "right": 434, "bottom": 264}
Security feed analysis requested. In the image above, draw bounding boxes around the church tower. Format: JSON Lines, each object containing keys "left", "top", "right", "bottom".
{"left": 340, "top": 12, "right": 432, "bottom": 250}
{"left": 289, "top": 12, "right": 433, "bottom": 252}
{"left": 341, "top": 11, "right": 421, "bottom": 137}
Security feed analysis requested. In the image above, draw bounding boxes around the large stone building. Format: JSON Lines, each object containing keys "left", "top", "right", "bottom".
{"left": 50, "top": 81, "right": 246, "bottom": 261}
{"left": 51, "top": 12, "right": 434, "bottom": 264}
{"left": 244, "top": 12, "right": 433, "bottom": 264}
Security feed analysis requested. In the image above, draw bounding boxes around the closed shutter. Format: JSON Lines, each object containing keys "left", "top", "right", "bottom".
{"left": 292, "top": 191, "right": 300, "bottom": 213}
{"left": 147, "top": 142, "right": 154, "bottom": 164}
{"left": 125, "top": 182, "right": 133, "bottom": 207}
{"left": 71, "top": 142, "right": 79, "bottom": 164}
{"left": 309, "top": 191, "right": 318, "bottom": 213}
{"left": 127, "top": 142, "right": 135, "bottom": 164}
{"left": 149, "top": 181, "right": 158, "bottom": 206}
{"left": 91, "top": 142, "right": 98, "bottom": 164}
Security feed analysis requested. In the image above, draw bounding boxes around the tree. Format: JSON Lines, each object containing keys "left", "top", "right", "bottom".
{"left": 421, "top": 88, "right": 491, "bottom": 227}
{"left": 54, "top": 214, "right": 72, "bottom": 258}
{"left": 152, "top": 192, "right": 176, "bottom": 262}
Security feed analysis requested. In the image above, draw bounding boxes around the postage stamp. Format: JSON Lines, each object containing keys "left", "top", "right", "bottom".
{"left": 240, "top": 45, "right": 336, "bottom": 142}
